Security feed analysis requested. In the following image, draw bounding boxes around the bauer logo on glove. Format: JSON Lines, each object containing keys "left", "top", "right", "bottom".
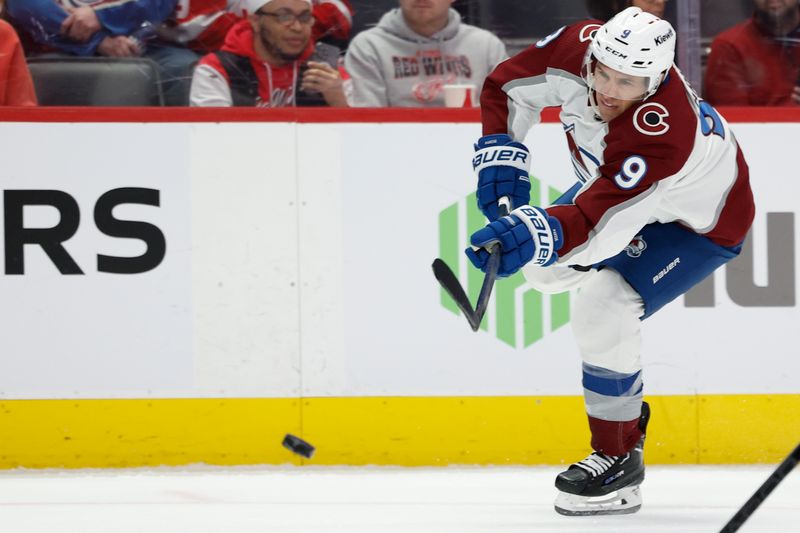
{"left": 465, "top": 206, "right": 564, "bottom": 278}
{"left": 517, "top": 206, "right": 559, "bottom": 266}
{"left": 472, "top": 148, "right": 529, "bottom": 168}
{"left": 472, "top": 134, "right": 532, "bottom": 221}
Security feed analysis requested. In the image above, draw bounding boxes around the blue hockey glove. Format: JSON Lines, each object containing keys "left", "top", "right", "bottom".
{"left": 472, "top": 134, "right": 531, "bottom": 221}
{"left": 465, "top": 206, "right": 563, "bottom": 277}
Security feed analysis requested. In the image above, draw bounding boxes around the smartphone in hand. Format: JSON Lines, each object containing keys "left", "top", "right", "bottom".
{"left": 300, "top": 42, "right": 341, "bottom": 96}
{"left": 308, "top": 42, "right": 340, "bottom": 68}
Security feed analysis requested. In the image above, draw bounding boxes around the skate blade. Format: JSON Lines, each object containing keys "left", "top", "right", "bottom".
{"left": 554, "top": 485, "right": 642, "bottom": 516}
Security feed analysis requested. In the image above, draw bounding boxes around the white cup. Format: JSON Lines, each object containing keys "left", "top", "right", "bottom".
{"left": 443, "top": 84, "right": 475, "bottom": 108}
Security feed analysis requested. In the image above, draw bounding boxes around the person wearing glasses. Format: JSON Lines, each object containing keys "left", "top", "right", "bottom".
{"left": 344, "top": 0, "right": 507, "bottom": 107}
{"left": 160, "top": 1, "right": 354, "bottom": 55}
{"left": 190, "top": 0, "right": 347, "bottom": 106}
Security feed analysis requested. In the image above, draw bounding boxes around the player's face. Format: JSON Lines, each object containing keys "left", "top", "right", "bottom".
{"left": 250, "top": 0, "right": 313, "bottom": 63}
{"left": 592, "top": 62, "right": 650, "bottom": 122}
{"left": 400, "top": 0, "right": 454, "bottom": 28}
{"left": 630, "top": 0, "right": 667, "bottom": 19}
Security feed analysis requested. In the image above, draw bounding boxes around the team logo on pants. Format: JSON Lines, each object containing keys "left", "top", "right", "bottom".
{"left": 625, "top": 235, "right": 647, "bottom": 258}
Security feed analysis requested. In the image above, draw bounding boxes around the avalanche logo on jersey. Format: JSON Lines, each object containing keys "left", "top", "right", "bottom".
{"left": 625, "top": 235, "right": 647, "bottom": 258}
{"left": 633, "top": 103, "right": 670, "bottom": 136}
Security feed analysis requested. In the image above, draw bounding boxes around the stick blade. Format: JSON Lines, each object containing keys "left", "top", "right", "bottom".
{"left": 431, "top": 258, "right": 480, "bottom": 330}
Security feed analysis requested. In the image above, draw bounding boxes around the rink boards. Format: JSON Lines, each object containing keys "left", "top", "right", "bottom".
{"left": 0, "top": 108, "right": 797, "bottom": 468}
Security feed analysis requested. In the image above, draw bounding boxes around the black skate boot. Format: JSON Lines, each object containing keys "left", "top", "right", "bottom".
{"left": 554, "top": 401, "right": 650, "bottom": 516}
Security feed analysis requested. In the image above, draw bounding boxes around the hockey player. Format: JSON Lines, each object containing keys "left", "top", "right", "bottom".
{"left": 466, "top": 7, "right": 755, "bottom": 515}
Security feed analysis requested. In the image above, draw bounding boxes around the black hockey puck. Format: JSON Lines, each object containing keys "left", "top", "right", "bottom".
{"left": 282, "top": 433, "right": 315, "bottom": 459}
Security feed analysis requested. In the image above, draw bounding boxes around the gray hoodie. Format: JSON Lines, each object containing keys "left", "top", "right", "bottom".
{"left": 345, "top": 8, "right": 507, "bottom": 107}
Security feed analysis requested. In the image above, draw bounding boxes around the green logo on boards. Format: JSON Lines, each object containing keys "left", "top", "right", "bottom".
{"left": 437, "top": 176, "right": 571, "bottom": 348}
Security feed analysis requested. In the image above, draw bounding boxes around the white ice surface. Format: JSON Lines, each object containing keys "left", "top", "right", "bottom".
{"left": 0, "top": 465, "right": 797, "bottom": 532}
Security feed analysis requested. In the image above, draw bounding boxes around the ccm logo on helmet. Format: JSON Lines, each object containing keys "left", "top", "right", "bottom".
{"left": 605, "top": 46, "right": 628, "bottom": 59}
{"left": 654, "top": 29, "right": 674, "bottom": 46}
{"left": 634, "top": 103, "right": 670, "bottom": 136}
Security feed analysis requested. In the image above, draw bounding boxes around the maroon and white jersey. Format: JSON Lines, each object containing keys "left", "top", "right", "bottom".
{"left": 481, "top": 21, "right": 755, "bottom": 266}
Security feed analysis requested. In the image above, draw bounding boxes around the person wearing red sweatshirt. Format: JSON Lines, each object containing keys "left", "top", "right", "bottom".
{"left": 190, "top": 0, "right": 347, "bottom": 106}
{"left": 161, "top": 0, "right": 353, "bottom": 53}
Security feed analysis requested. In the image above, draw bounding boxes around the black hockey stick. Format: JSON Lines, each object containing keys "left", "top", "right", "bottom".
{"left": 719, "top": 441, "right": 800, "bottom": 533}
{"left": 432, "top": 199, "right": 509, "bottom": 332}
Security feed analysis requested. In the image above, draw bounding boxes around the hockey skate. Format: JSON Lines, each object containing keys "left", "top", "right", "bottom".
{"left": 554, "top": 402, "right": 650, "bottom": 516}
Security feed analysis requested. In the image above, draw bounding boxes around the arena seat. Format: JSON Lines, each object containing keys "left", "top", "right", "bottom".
{"left": 27, "top": 57, "right": 165, "bottom": 106}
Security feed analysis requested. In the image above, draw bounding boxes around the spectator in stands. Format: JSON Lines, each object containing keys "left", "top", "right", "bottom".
{"left": 190, "top": 0, "right": 348, "bottom": 107}
{"left": 5, "top": 0, "right": 174, "bottom": 57}
{"left": 705, "top": 0, "right": 800, "bottom": 106}
{"left": 4, "top": 0, "right": 199, "bottom": 105}
{"left": 159, "top": 1, "right": 354, "bottom": 53}
{"left": 344, "top": 0, "right": 507, "bottom": 107}
{"left": 586, "top": 0, "right": 667, "bottom": 20}
{"left": 0, "top": 19, "right": 37, "bottom": 105}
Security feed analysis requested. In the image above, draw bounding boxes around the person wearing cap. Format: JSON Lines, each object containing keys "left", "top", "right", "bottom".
{"left": 190, "top": 0, "right": 347, "bottom": 106}
{"left": 344, "top": 0, "right": 507, "bottom": 107}
{"left": 457, "top": 7, "right": 754, "bottom": 516}
{"left": 159, "top": 0, "right": 354, "bottom": 57}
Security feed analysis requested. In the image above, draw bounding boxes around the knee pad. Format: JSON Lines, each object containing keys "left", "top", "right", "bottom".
{"left": 571, "top": 269, "right": 645, "bottom": 374}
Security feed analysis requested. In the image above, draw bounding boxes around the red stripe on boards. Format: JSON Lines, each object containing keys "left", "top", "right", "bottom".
{"left": 0, "top": 106, "right": 797, "bottom": 124}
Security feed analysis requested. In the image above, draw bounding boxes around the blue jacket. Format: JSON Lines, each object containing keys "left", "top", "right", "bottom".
{"left": 6, "top": 0, "right": 177, "bottom": 56}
